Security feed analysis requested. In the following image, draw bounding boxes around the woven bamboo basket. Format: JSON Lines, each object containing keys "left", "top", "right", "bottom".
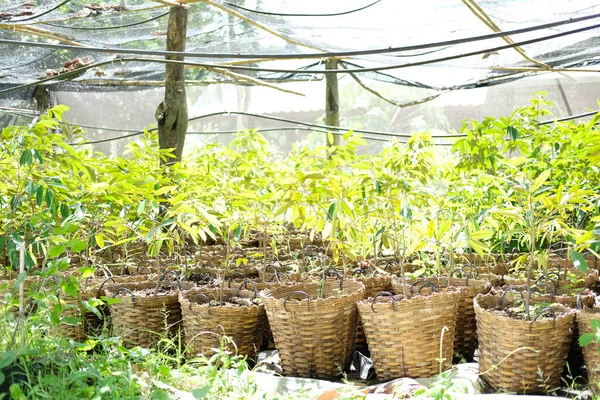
{"left": 577, "top": 308, "right": 600, "bottom": 393}
{"left": 395, "top": 276, "right": 491, "bottom": 361}
{"left": 351, "top": 273, "right": 393, "bottom": 355}
{"left": 259, "top": 280, "right": 364, "bottom": 378}
{"left": 257, "top": 263, "right": 303, "bottom": 283}
{"left": 357, "top": 284, "right": 460, "bottom": 379}
{"left": 549, "top": 254, "right": 599, "bottom": 271}
{"left": 503, "top": 268, "right": 598, "bottom": 294}
{"left": 53, "top": 274, "right": 159, "bottom": 342}
{"left": 179, "top": 285, "right": 267, "bottom": 360}
{"left": 54, "top": 285, "right": 105, "bottom": 342}
{"left": 474, "top": 293, "right": 575, "bottom": 393}
{"left": 104, "top": 277, "right": 194, "bottom": 348}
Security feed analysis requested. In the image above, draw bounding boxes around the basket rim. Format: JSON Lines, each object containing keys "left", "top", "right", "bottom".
{"left": 474, "top": 292, "right": 575, "bottom": 328}
{"left": 258, "top": 280, "right": 365, "bottom": 302}
{"left": 357, "top": 285, "right": 461, "bottom": 306}
{"left": 179, "top": 286, "right": 264, "bottom": 310}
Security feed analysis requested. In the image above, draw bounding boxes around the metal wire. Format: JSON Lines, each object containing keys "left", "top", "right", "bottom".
{"left": 42, "top": 11, "right": 169, "bottom": 31}
{"left": 223, "top": 0, "right": 383, "bottom": 17}
{"left": 538, "top": 109, "right": 600, "bottom": 125}
{"left": 9, "top": 0, "right": 72, "bottom": 23}
{"left": 2, "top": 12, "right": 600, "bottom": 60}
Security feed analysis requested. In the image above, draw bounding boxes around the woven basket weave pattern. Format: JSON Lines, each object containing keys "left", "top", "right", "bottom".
{"left": 179, "top": 287, "right": 267, "bottom": 360}
{"left": 357, "top": 288, "right": 460, "bottom": 379}
{"left": 474, "top": 293, "right": 575, "bottom": 393}
{"left": 393, "top": 277, "right": 491, "bottom": 360}
{"left": 352, "top": 275, "right": 392, "bottom": 354}
{"left": 260, "top": 280, "right": 364, "bottom": 378}
{"left": 105, "top": 281, "right": 191, "bottom": 348}
{"left": 577, "top": 309, "right": 600, "bottom": 394}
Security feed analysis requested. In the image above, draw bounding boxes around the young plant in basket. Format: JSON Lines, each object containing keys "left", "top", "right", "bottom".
{"left": 488, "top": 170, "right": 591, "bottom": 319}
{"left": 473, "top": 170, "right": 585, "bottom": 393}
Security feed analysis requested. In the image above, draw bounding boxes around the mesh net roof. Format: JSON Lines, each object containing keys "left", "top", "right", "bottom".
{"left": 1, "top": 0, "right": 600, "bottom": 151}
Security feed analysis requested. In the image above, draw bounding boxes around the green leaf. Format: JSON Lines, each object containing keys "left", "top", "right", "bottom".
{"left": 100, "top": 296, "right": 122, "bottom": 305}
{"left": 137, "top": 200, "right": 146, "bottom": 216}
{"left": 62, "top": 316, "right": 81, "bottom": 325}
{"left": 94, "top": 234, "right": 105, "bottom": 248}
{"left": 45, "top": 189, "right": 55, "bottom": 208}
{"left": 32, "top": 149, "right": 43, "bottom": 164}
{"left": 571, "top": 250, "right": 588, "bottom": 273}
{"left": 67, "top": 239, "right": 87, "bottom": 253}
{"left": 579, "top": 332, "right": 595, "bottom": 347}
{"left": 9, "top": 383, "right": 26, "bottom": 400}
{"left": 192, "top": 386, "right": 211, "bottom": 399}
{"left": 78, "top": 267, "right": 94, "bottom": 279}
{"left": 0, "top": 351, "right": 18, "bottom": 370}
{"left": 531, "top": 170, "right": 552, "bottom": 193}
{"left": 35, "top": 186, "right": 44, "bottom": 206}
{"left": 234, "top": 224, "right": 243, "bottom": 241}
{"left": 81, "top": 300, "right": 102, "bottom": 319}
{"left": 506, "top": 126, "right": 519, "bottom": 141}
{"left": 19, "top": 150, "right": 32, "bottom": 167}
{"left": 327, "top": 132, "right": 335, "bottom": 146}
{"left": 48, "top": 245, "right": 66, "bottom": 258}
{"left": 150, "top": 389, "right": 172, "bottom": 400}
{"left": 155, "top": 185, "right": 177, "bottom": 195}
{"left": 60, "top": 204, "right": 70, "bottom": 219}
{"left": 326, "top": 202, "right": 337, "bottom": 221}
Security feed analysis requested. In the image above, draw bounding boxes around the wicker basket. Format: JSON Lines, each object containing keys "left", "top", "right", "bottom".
{"left": 179, "top": 285, "right": 267, "bottom": 360}
{"left": 259, "top": 280, "right": 364, "bottom": 378}
{"left": 351, "top": 273, "right": 393, "bottom": 355}
{"left": 104, "top": 277, "right": 193, "bottom": 348}
{"left": 256, "top": 263, "right": 303, "bottom": 283}
{"left": 474, "top": 293, "right": 575, "bottom": 393}
{"left": 577, "top": 308, "right": 600, "bottom": 393}
{"left": 357, "top": 285, "right": 460, "bottom": 379}
{"left": 503, "top": 268, "right": 598, "bottom": 294}
{"left": 394, "top": 276, "right": 491, "bottom": 361}
{"left": 53, "top": 274, "right": 159, "bottom": 342}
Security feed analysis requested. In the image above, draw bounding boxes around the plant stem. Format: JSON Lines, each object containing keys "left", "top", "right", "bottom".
{"left": 19, "top": 243, "right": 25, "bottom": 348}
{"left": 525, "top": 195, "right": 535, "bottom": 320}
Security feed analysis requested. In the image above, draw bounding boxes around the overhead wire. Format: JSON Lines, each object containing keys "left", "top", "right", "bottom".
{"left": 42, "top": 11, "right": 169, "bottom": 31}
{"left": 57, "top": 110, "right": 466, "bottom": 147}
{"left": 223, "top": 0, "right": 383, "bottom": 17}
{"left": 1, "top": 12, "right": 599, "bottom": 60}
{"left": 9, "top": 0, "right": 72, "bottom": 23}
{"left": 3, "top": 20, "right": 600, "bottom": 97}
{"left": 538, "top": 109, "right": 600, "bottom": 125}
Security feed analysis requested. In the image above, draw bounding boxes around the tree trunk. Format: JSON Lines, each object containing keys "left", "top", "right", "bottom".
{"left": 325, "top": 58, "right": 340, "bottom": 147}
{"left": 156, "top": 6, "right": 189, "bottom": 165}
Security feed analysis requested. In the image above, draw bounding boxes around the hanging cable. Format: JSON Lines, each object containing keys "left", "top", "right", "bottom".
{"left": 223, "top": 0, "right": 383, "bottom": 17}
{"left": 9, "top": 0, "right": 73, "bottom": 23}
{"left": 3, "top": 20, "right": 600, "bottom": 97}
{"left": 538, "top": 109, "right": 600, "bottom": 125}
{"left": 42, "top": 11, "right": 169, "bottom": 31}
{"left": 2, "top": 12, "right": 600, "bottom": 60}
{"left": 58, "top": 110, "right": 466, "bottom": 146}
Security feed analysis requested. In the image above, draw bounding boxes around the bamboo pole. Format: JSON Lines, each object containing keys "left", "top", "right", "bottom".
{"left": 156, "top": 6, "right": 189, "bottom": 165}
{"left": 461, "top": 0, "right": 549, "bottom": 68}
{"left": 325, "top": 58, "right": 341, "bottom": 147}
{"left": 19, "top": 244, "right": 25, "bottom": 347}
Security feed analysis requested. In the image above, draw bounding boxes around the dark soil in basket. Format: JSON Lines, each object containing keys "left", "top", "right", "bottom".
{"left": 490, "top": 304, "right": 566, "bottom": 321}
{"left": 187, "top": 272, "right": 218, "bottom": 286}
{"left": 128, "top": 286, "right": 179, "bottom": 297}
{"left": 195, "top": 297, "right": 261, "bottom": 308}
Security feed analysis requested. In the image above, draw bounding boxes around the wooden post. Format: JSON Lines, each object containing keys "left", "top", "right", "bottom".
{"left": 325, "top": 58, "right": 341, "bottom": 147}
{"left": 33, "top": 85, "right": 51, "bottom": 113}
{"left": 156, "top": 6, "right": 189, "bottom": 165}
